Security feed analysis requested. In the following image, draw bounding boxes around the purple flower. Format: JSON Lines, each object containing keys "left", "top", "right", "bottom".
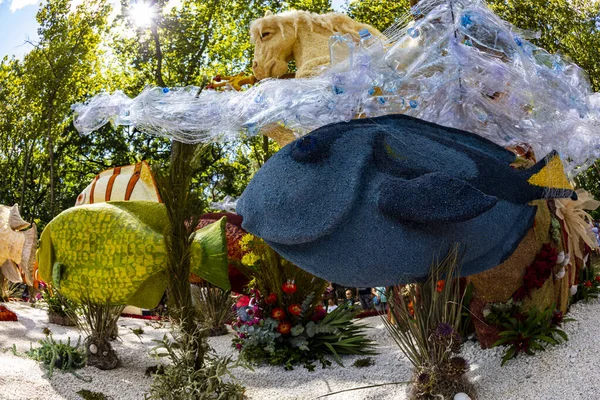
{"left": 435, "top": 323, "right": 454, "bottom": 337}
{"left": 235, "top": 343, "right": 242, "bottom": 350}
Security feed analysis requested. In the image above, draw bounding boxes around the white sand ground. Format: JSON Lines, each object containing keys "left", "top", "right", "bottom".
{"left": 0, "top": 298, "right": 599, "bottom": 400}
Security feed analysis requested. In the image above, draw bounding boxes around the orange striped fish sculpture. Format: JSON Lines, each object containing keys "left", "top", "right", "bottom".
{"left": 75, "top": 161, "right": 161, "bottom": 206}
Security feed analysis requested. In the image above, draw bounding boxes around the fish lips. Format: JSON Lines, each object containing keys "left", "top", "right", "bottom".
{"left": 237, "top": 132, "right": 374, "bottom": 245}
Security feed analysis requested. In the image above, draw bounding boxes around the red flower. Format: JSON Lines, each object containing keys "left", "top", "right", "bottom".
{"left": 288, "top": 304, "right": 302, "bottom": 316}
{"left": 265, "top": 293, "right": 278, "bottom": 305}
{"left": 595, "top": 276, "right": 600, "bottom": 283}
{"left": 584, "top": 280, "right": 593, "bottom": 288}
{"left": 551, "top": 310, "right": 564, "bottom": 327}
{"left": 436, "top": 280, "right": 445, "bottom": 293}
{"left": 312, "top": 304, "right": 326, "bottom": 321}
{"left": 271, "top": 308, "right": 286, "bottom": 320}
{"left": 236, "top": 295, "right": 250, "bottom": 308}
{"left": 278, "top": 321, "right": 292, "bottom": 335}
{"left": 512, "top": 286, "right": 528, "bottom": 301}
{"left": 282, "top": 280, "right": 297, "bottom": 295}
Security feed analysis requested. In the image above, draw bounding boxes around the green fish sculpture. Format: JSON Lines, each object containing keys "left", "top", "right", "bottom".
{"left": 37, "top": 201, "right": 229, "bottom": 309}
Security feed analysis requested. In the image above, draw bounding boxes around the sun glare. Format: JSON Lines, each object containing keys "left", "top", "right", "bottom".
{"left": 130, "top": 1, "right": 156, "bottom": 27}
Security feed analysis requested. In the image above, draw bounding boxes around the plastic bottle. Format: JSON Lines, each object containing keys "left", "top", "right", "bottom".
{"left": 358, "top": 28, "right": 386, "bottom": 89}
{"left": 329, "top": 33, "right": 355, "bottom": 69}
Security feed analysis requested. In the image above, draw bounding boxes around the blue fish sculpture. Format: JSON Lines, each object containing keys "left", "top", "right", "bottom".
{"left": 237, "top": 114, "right": 575, "bottom": 286}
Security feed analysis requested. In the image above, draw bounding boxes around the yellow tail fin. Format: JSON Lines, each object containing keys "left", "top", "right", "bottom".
{"left": 527, "top": 152, "right": 573, "bottom": 190}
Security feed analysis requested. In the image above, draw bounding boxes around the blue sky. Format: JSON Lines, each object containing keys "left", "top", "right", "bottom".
{"left": 0, "top": 0, "right": 346, "bottom": 60}
{"left": 0, "top": 0, "right": 40, "bottom": 59}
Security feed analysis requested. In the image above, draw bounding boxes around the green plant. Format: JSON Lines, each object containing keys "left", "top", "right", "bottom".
{"left": 192, "top": 282, "right": 235, "bottom": 336}
{"left": 232, "top": 235, "right": 375, "bottom": 371}
{"left": 383, "top": 246, "right": 475, "bottom": 399}
{"left": 42, "top": 287, "right": 75, "bottom": 317}
{"left": 76, "top": 389, "right": 113, "bottom": 400}
{"left": 66, "top": 296, "right": 124, "bottom": 370}
{"left": 26, "top": 334, "right": 85, "bottom": 377}
{"left": 146, "top": 324, "right": 245, "bottom": 400}
{"left": 492, "top": 305, "right": 570, "bottom": 366}
{"left": 573, "top": 265, "right": 600, "bottom": 303}
{"left": 353, "top": 357, "right": 375, "bottom": 368}
{"left": 0, "top": 278, "right": 21, "bottom": 302}
{"left": 482, "top": 298, "right": 522, "bottom": 326}
{"left": 458, "top": 282, "right": 474, "bottom": 339}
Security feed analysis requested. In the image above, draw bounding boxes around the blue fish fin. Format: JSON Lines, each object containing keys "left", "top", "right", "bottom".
{"left": 378, "top": 173, "right": 498, "bottom": 223}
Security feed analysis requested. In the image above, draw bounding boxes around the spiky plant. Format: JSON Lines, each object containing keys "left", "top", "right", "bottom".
{"left": 192, "top": 281, "right": 235, "bottom": 336}
{"left": 66, "top": 296, "right": 124, "bottom": 370}
{"left": 383, "top": 245, "right": 475, "bottom": 399}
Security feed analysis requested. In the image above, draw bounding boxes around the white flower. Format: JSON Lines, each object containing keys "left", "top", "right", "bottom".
{"left": 561, "top": 254, "right": 570, "bottom": 267}
{"left": 556, "top": 251, "right": 565, "bottom": 265}
{"left": 555, "top": 267, "right": 566, "bottom": 280}
{"left": 570, "top": 285, "right": 578, "bottom": 296}
{"left": 482, "top": 308, "right": 491, "bottom": 318}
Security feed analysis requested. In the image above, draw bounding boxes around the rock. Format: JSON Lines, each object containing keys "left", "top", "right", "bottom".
{"left": 454, "top": 393, "right": 472, "bottom": 400}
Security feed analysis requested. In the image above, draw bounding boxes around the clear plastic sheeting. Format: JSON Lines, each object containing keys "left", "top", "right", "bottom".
{"left": 72, "top": 0, "right": 600, "bottom": 176}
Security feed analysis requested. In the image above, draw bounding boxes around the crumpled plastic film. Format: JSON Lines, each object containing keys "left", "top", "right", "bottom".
{"left": 72, "top": 0, "right": 600, "bottom": 176}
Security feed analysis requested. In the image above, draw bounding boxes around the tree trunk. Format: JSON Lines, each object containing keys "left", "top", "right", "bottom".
{"left": 19, "top": 140, "right": 35, "bottom": 214}
{"left": 262, "top": 135, "right": 270, "bottom": 163}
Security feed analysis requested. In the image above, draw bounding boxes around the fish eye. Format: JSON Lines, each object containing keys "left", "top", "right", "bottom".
{"left": 291, "top": 135, "right": 328, "bottom": 163}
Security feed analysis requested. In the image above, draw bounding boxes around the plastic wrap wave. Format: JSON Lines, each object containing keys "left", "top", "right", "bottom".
{"left": 72, "top": 0, "right": 600, "bottom": 176}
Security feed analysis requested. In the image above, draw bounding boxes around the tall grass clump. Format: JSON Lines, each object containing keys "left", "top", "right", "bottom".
{"left": 383, "top": 246, "right": 475, "bottom": 399}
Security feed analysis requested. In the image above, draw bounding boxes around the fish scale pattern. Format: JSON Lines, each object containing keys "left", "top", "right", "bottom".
{"left": 48, "top": 205, "right": 167, "bottom": 305}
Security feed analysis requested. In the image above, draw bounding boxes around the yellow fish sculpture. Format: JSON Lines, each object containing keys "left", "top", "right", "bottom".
{"left": 37, "top": 201, "right": 228, "bottom": 308}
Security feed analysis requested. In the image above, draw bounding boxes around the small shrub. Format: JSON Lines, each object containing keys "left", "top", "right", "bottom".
{"left": 572, "top": 265, "right": 600, "bottom": 303}
{"left": 76, "top": 389, "right": 113, "bottom": 400}
{"left": 353, "top": 357, "right": 374, "bottom": 368}
{"left": 42, "top": 287, "right": 77, "bottom": 318}
{"left": 146, "top": 324, "right": 245, "bottom": 400}
{"left": 26, "top": 334, "right": 85, "bottom": 377}
{"left": 68, "top": 296, "right": 124, "bottom": 370}
{"left": 384, "top": 246, "right": 475, "bottom": 399}
{"left": 492, "top": 305, "right": 571, "bottom": 366}
{"left": 191, "top": 282, "right": 235, "bottom": 336}
{"left": 232, "top": 235, "right": 375, "bottom": 371}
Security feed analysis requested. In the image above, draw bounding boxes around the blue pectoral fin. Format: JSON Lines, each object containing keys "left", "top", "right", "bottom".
{"left": 378, "top": 173, "right": 499, "bottom": 223}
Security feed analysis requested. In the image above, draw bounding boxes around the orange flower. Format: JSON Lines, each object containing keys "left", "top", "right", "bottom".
{"left": 436, "top": 280, "right": 445, "bottom": 293}
{"left": 288, "top": 304, "right": 302, "bottom": 316}
{"left": 271, "top": 308, "right": 286, "bottom": 320}
{"left": 278, "top": 321, "right": 292, "bottom": 335}
{"left": 408, "top": 301, "right": 415, "bottom": 317}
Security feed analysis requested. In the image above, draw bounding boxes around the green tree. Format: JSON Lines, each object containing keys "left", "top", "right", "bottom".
{"left": 487, "top": 0, "right": 600, "bottom": 91}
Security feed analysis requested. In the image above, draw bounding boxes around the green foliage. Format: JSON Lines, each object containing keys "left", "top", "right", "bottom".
{"left": 147, "top": 325, "right": 245, "bottom": 400}
{"left": 482, "top": 298, "right": 522, "bottom": 327}
{"left": 192, "top": 283, "right": 236, "bottom": 337}
{"left": 26, "top": 334, "right": 85, "bottom": 377}
{"left": 352, "top": 357, "right": 374, "bottom": 368}
{"left": 572, "top": 266, "right": 600, "bottom": 303}
{"left": 42, "top": 287, "right": 76, "bottom": 317}
{"left": 0, "top": 279, "right": 21, "bottom": 302}
{"left": 345, "top": 0, "right": 410, "bottom": 32}
{"left": 234, "top": 304, "right": 375, "bottom": 371}
{"left": 76, "top": 389, "right": 113, "bottom": 400}
{"left": 492, "top": 305, "right": 570, "bottom": 366}
{"left": 458, "top": 282, "right": 474, "bottom": 339}
{"left": 487, "top": 0, "right": 600, "bottom": 91}
{"left": 384, "top": 246, "right": 475, "bottom": 399}
{"left": 233, "top": 235, "right": 375, "bottom": 370}
{"left": 240, "top": 234, "right": 328, "bottom": 310}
